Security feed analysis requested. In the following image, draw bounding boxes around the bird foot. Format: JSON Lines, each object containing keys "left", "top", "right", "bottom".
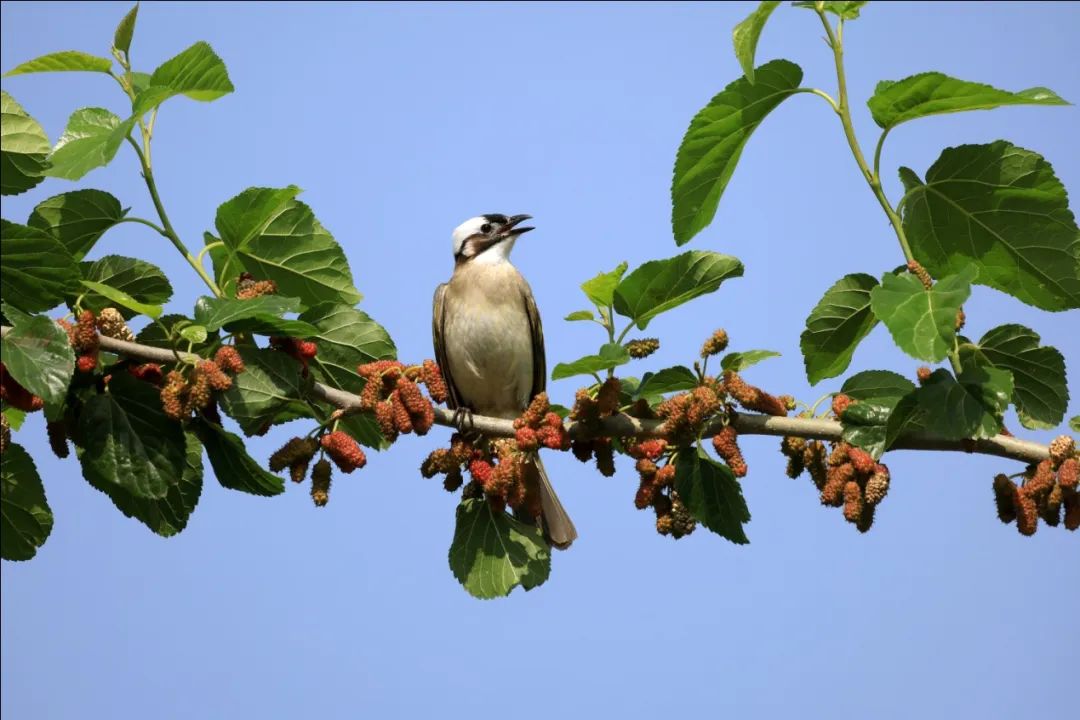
{"left": 452, "top": 407, "right": 477, "bottom": 435}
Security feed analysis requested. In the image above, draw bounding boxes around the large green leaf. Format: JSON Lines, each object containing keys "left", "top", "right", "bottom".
{"left": 113, "top": 4, "right": 139, "bottom": 55}
{"left": 88, "top": 431, "right": 203, "bottom": 538}
{"left": 884, "top": 392, "right": 925, "bottom": 451}
{"left": 78, "top": 372, "right": 187, "bottom": 500}
{"left": 0, "top": 443, "right": 53, "bottom": 561}
{"left": 792, "top": 1, "right": 867, "bottom": 19}
{"left": 131, "top": 41, "right": 234, "bottom": 116}
{"left": 193, "top": 419, "right": 284, "bottom": 497}
{"left": 580, "top": 261, "right": 628, "bottom": 308}
{"left": 28, "top": 190, "right": 126, "bottom": 261}
{"left": 915, "top": 367, "right": 1013, "bottom": 440}
{"left": 800, "top": 273, "right": 879, "bottom": 385}
{"left": 959, "top": 324, "right": 1067, "bottom": 430}
{"left": 81, "top": 280, "right": 162, "bottom": 319}
{"left": 613, "top": 251, "right": 743, "bottom": 329}
{"left": 636, "top": 366, "right": 699, "bottom": 401}
{"left": 899, "top": 142, "right": 1080, "bottom": 311}
{"left": 210, "top": 189, "right": 361, "bottom": 307}
{"left": 868, "top": 73, "right": 1068, "bottom": 131}
{"left": 44, "top": 108, "right": 135, "bottom": 181}
{"left": 192, "top": 295, "right": 317, "bottom": 337}
{"left": 732, "top": 1, "right": 780, "bottom": 84}
{"left": 448, "top": 498, "right": 551, "bottom": 600}
{"left": 0, "top": 220, "right": 79, "bottom": 313}
{"left": 672, "top": 59, "right": 802, "bottom": 245}
{"left": 78, "top": 255, "right": 173, "bottom": 319}
{"left": 1, "top": 314, "right": 75, "bottom": 420}
{"left": 552, "top": 343, "right": 631, "bottom": 381}
{"left": 3, "top": 51, "right": 112, "bottom": 77}
{"left": 870, "top": 267, "right": 974, "bottom": 362}
{"left": 1, "top": 91, "right": 50, "bottom": 195}
{"left": 838, "top": 370, "right": 917, "bottom": 458}
{"left": 674, "top": 447, "right": 750, "bottom": 544}
{"left": 219, "top": 347, "right": 309, "bottom": 436}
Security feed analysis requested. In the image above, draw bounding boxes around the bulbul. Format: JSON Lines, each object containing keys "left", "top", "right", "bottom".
{"left": 432, "top": 213, "right": 578, "bottom": 549}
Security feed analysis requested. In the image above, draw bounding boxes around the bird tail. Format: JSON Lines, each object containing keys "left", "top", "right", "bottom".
{"left": 525, "top": 455, "right": 577, "bottom": 550}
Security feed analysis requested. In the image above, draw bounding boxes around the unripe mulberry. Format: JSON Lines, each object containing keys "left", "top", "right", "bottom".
{"left": 73, "top": 310, "right": 99, "bottom": 353}
{"left": 722, "top": 370, "right": 787, "bottom": 416}
{"left": 214, "top": 346, "right": 245, "bottom": 374}
{"left": 320, "top": 431, "right": 367, "bottom": 473}
{"left": 596, "top": 377, "right": 621, "bottom": 416}
{"left": 128, "top": 363, "right": 163, "bottom": 385}
{"left": 916, "top": 366, "right": 932, "bottom": 385}
{"left": 197, "top": 360, "right": 232, "bottom": 391}
{"left": 374, "top": 402, "right": 397, "bottom": 442}
{"left": 992, "top": 474, "right": 1016, "bottom": 523}
{"left": 76, "top": 353, "right": 98, "bottom": 373}
{"left": 635, "top": 481, "right": 656, "bottom": 510}
{"left": 46, "top": 420, "right": 69, "bottom": 459}
{"left": 515, "top": 427, "right": 539, "bottom": 452}
{"left": 420, "top": 360, "right": 448, "bottom": 403}
{"left": 848, "top": 447, "right": 875, "bottom": 476}
{"left": 804, "top": 441, "right": 828, "bottom": 490}
{"left": 390, "top": 391, "right": 413, "bottom": 435}
{"left": 831, "top": 393, "right": 852, "bottom": 418}
{"left": 628, "top": 439, "right": 667, "bottom": 460}
{"left": 95, "top": 307, "right": 134, "bottom": 342}
{"left": 656, "top": 513, "right": 674, "bottom": 536}
{"left": 670, "top": 493, "right": 696, "bottom": 538}
{"left": 1040, "top": 484, "right": 1062, "bottom": 527}
{"left": 712, "top": 426, "right": 747, "bottom": 478}
{"left": 864, "top": 465, "right": 890, "bottom": 505}
{"left": 1048, "top": 435, "right": 1076, "bottom": 466}
{"left": 1015, "top": 486, "right": 1038, "bottom": 536}
{"left": 310, "top": 459, "right": 332, "bottom": 507}
{"left": 655, "top": 464, "right": 676, "bottom": 488}
{"left": 1057, "top": 457, "right": 1078, "bottom": 490}
{"left": 781, "top": 436, "right": 806, "bottom": 478}
{"left": 269, "top": 437, "right": 319, "bottom": 472}
{"left": 236, "top": 276, "right": 278, "bottom": 299}
{"left": 536, "top": 423, "right": 569, "bottom": 451}
{"left": 469, "top": 459, "right": 494, "bottom": 488}
{"left": 907, "top": 259, "right": 933, "bottom": 289}
{"left": 842, "top": 481, "right": 863, "bottom": 523}
{"left": 1024, "top": 459, "right": 1055, "bottom": 503}
{"left": 821, "top": 464, "right": 854, "bottom": 507}
{"left": 700, "top": 329, "right": 729, "bottom": 357}
{"left": 625, "top": 338, "right": 659, "bottom": 359}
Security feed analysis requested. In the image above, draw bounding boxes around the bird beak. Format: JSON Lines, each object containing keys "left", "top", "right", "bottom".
{"left": 500, "top": 214, "right": 534, "bottom": 238}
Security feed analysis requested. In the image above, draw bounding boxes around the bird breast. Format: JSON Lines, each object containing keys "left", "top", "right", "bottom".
{"left": 443, "top": 263, "right": 535, "bottom": 419}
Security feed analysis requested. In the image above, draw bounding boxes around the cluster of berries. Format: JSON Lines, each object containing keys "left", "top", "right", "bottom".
{"left": 160, "top": 347, "right": 245, "bottom": 421}
{"left": 421, "top": 433, "right": 540, "bottom": 517}
{"left": 268, "top": 429, "right": 368, "bottom": 506}
{"left": 624, "top": 439, "right": 689, "bottom": 536}
{"left": 656, "top": 383, "right": 724, "bottom": 442}
{"left": 420, "top": 433, "right": 475, "bottom": 492}
{"left": 568, "top": 378, "right": 620, "bottom": 476}
{"left": 235, "top": 273, "right": 278, "bottom": 300}
{"left": 269, "top": 336, "right": 318, "bottom": 375}
{"left": 782, "top": 435, "right": 889, "bottom": 532}
{"left": 513, "top": 392, "right": 570, "bottom": 452}
{"left": 358, "top": 359, "right": 446, "bottom": 442}
{"left": 993, "top": 436, "right": 1078, "bottom": 535}
{"left": 722, "top": 370, "right": 790, "bottom": 417}
{"left": 0, "top": 362, "right": 44, "bottom": 413}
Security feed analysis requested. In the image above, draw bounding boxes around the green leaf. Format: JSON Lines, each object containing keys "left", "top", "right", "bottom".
{"left": 838, "top": 370, "right": 917, "bottom": 458}
{"left": 959, "top": 324, "right": 1067, "bottom": 430}
{"left": 732, "top": 1, "right": 780, "bottom": 83}
{"left": 636, "top": 366, "right": 699, "bottom": 401}
{"left": 179, "top": 325, "right": 208, "bottom": 344}
{"left": 113, "top": 4, "right": 139, "bottom": 55}
{"left": 448, "top": 498, "right": 550, "bottom": 599}
{"left": 193, "top": 419, "right": 284, "bottom": 496}
{"left": 0, "top": 443, "right": 53, "bottom": 561}
{"left": 613, "top": 251, "right": 743, "bottom": 329}
{"left": 915, "top": 367, "right": 1013, "bottom": 440}
{"left": 210, "top": 189, "right": 361, "bottom": 307}
{"left": 0, "top": 220, "right": 79, "bottom": 314}
{"left": 1, "top": 314, "right": 75, "bottom": 420}
{"left": 78, "top": 372, "right": 187, "bottom": 499}
{"left": 132, "top": 41, "right": 234, "bottom": 116}
{"left": 800, "top": 273, "right": 879, "bottom": 385}
{"left": 552, "top": 343, "right": 631, "bottom": 381}
{"left": 2, "top": 407, "right": 27, "bottom": 431}
{"left": 81, "top": 280, "right": 161, "bottom": 319}
{"left": 4, "top": 51, "right": 112, "bottom": 77}
{"left": 581, "top": 261, "right": 628, "bottom": 308}
{"left": 869, "top": 267, "right": 974, "bottom": 362}
{"left": 792, "top": 1, "right": 868, "bottom": 19}
{"left": 88, "top": 431, "right": 202, "bottom": 538}
{"left": 899, "top": 142, "right": 1080, "bottom": 311}
{"left": 868, "top": 73, "right": 1068, "bottom": 131}
{"left": 79, "top": 255, "right": 173, "bottom": 319}
{"left": 27, "top": 190, "right": 127, "bottom": 260}
{"left": 1070, "top": 416, "right": 1080, "bottom": 432}
{"left": 564, "top": 310, "right": 594, "bottom": 322}
{"left": 298, "top": 303, "right": 396, "bottom": 449}
{"left": 136, "top": 314, "right": 216, "bottom": 352}
{"left": 218, "top": 347, "right": 309, "bottom": 436}
{"left": 1, "top": 91, "right": 51, "bottom": 195}
{"left": 674, "top": 447, "right": 750, "bottom": 544}
{"left": 193, "top": 295, "right": 303, "bottom": 332}
{"left": 672, "top": 59, "right": 802, "bottom": 245}
{"left": 45, "top": 108, "right": 135, "bottom": 181}
{"left": 884, "top": 392, "right": 926, "bottom": 450}
{"left": 720, "top": 349, "right": 780, "bottom": 373}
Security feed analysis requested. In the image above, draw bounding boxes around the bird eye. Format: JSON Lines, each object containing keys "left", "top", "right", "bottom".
{"left": 480, "top": 223, "right": 493, "bottom": 234}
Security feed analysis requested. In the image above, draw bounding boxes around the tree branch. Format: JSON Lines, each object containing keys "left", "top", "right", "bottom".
{"left": 1, "top": 326, "right": 1051, "bottom": 464}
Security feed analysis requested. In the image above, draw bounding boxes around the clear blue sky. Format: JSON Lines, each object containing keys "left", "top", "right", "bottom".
{"left": 2, "top": 2, "right": 1077, "bottom": 718}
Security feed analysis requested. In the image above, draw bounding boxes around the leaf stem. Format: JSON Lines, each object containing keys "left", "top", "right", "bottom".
{"left": 794, "top": 87, "right": 840, "bottom": 114}
{"left": 116, "top": 216, "right": 168, "bottom": 237}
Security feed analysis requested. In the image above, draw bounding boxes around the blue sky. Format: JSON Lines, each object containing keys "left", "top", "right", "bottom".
{"left": 2, "top": 2, "right": 1077, "bottom": 718}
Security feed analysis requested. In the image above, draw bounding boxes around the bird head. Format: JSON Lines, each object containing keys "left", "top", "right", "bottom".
{"left": 451, "top": 214, "right": 533, "bottom": 264}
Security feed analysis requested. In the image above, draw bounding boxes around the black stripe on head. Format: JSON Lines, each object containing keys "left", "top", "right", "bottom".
{"left": 482, "top": 213, "right": 508, "bottom": 225}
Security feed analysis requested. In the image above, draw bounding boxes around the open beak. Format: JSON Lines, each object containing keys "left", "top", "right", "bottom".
{"left": 500, "top": 214, "right": 534, "bottom": 238}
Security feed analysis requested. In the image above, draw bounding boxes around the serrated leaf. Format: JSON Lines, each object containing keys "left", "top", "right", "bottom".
{"left": 613, "top": 251, "right": 743, "bottom": 330}
{"left": 1, "top": 91, "right": 51, "bottom": 195}
{"left": 800, "top": 273, "right": 879, "bottom": 385}
{"left": 218, "top": 347, "right": 309, "bottom": 435}
{"left": 1, "top": 314, "right": 75, "bottom": 420}
{"left": 792, "top": 1, "right": 867, "bottom": 19}
{"left": 564, "top": 310, "right": 594, "bottom": 322}
{"left": 552, "top": 343, "right": 631, "bottom": 381}
{"left": 113, "top": 4, "right": 139, "bottom": 55}
{"left": 915, "top": 367, "right": 1013, "bottom": 440}
{"left": 3, "top": 407, "right": 27, "bottom": 431}
{"left": 0, "top": 443, "right": 53, "bottom": 561}
{"left": 0, "top": 220, "right": 79, "bottom": 314}
{"left": 672, "top": 59, "right": 802, "bottom": 244}
{"left": 674, "top": 447, "right": 750, "bottom": 544}
{"left": 838, "top": 370, "right": 917, "bottom": 458}
{"left": 868, "top": 73, "right": 1068, "bottom": 131}
{"left": 193, "top": 419, "right": 283, "bottom": 496}
{"left": 448, "top": 498, "right": 550, "bottom": 599}
{"left": 720, "top": 349, "right": 780, "bottom": 373}
{"left": 959, "top": 324, "right": 1067, "bottom": 430}
{"left": 870, "top": 267, "right": 974, "bottom": 362}
{"left": 28, "top": 189, "right": 127, "bottom": 260}
{"left": 79, "top": 372, "right": 187, "bottom": 499}
{"left": 45, "top": 108, "right": 135, "bottom": 181}
{"left": 78, "top": 255, "right": 172, "bottom": 319}
{"left": 81, "top": 280, "right": 161, "bottom": 319}
{"left": 4, "top": 50, "right": 112, "bottom": 77}
{"left": 899, "top": 142, "right": 1080, "bottom": 311}
{"left": 733, "top": 1, "right": 780, "bottom": 83}
{"left": 132, "top": 41, "right": 234, "bottom": 116}
{"left": 580, "top": 261, "right": 628, "bottom": 308}
{"left": 636, "top": 366, "right": 699, "bottom": 401}
{"left": 193, "top": 295, "right": 301, "bottom": 332}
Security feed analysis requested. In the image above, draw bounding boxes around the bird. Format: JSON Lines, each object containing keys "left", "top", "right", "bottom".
{"left": 432, "top": 213, "right": 577, "bottom": 549}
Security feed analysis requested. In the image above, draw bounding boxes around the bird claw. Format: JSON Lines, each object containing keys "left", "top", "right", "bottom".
{"left": 452, "top": 407, "right": 476, "bottom": 435}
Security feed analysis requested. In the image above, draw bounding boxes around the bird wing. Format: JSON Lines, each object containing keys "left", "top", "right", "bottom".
{"left": 522, "top": 284, "right": 547, "bottom": 399}
{"left": 432, "top": 282, "right": 463, "bottom": 410}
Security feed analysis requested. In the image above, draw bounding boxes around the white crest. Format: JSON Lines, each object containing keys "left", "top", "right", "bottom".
{"left": 451, "top": 216, "right": 488, "bottom": 257}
